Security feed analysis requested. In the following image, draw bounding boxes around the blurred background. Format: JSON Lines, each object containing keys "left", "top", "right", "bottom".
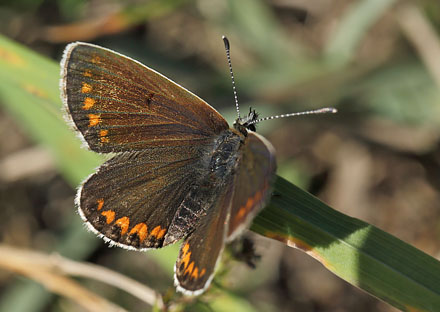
{"left": 1, "top": 0, "right": 440, "bottom": 311}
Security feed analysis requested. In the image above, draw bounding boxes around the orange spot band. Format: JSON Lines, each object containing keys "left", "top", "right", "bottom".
{"left": 99, "top": 129, "right": 109, "bottom": 143}
{"left": 101, "top": 210, "right": 115, "bottom": 224}
{"left": 184, "top": 261, "right": 194, "bottom": 275}
{"left": 97, "top": 199, "right": 104, "bottom": 211}
{"left": 181, "top": 251, "right": 191, "bottom": 270}
{"left": 235, "top": 190, "right": 263, "bottom": 223}
{"left": 83, "top": 97, "right": 95, "bottom": 110}
{"left": 100, "top": 129, "right": 108, "bottom": 137}
{"left": 191, "top": 267, "right": 199, "bottom": 280}
{"left": 81, "top": 82, "right": 92, "bottom": 93}
{"left": 182, "top": 243, "right": 190, "bottom": 255}
{"left": 157, "top": 228, "right": 166, "bottom": 239}
{"left": 115, "top": 217, "right": 130, "bottom": 235}
{"left": 88, "top": 114, "right": 101, "bottom": 127}
{"left": 129, "top": 223, "right": 148, "bottom": 243}
{"left": 150, "top": 225, "right": 163, "bottom": 238}
{"left": 91, "top": 55, "right": 101, "bottom": 63}
{"left": 200, "top": 268, "right": 206, "bottom": 277}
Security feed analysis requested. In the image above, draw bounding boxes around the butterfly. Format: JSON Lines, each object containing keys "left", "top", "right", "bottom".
{"left": 60, "top": 37, "right": 278, "bottom": 295}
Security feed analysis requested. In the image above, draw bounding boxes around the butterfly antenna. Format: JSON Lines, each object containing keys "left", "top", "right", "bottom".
{"left": 223, "top": 36, "right": 240, "bottom": 119}
{"left": 249, "top": 107, "right": 338, "bottom": 125}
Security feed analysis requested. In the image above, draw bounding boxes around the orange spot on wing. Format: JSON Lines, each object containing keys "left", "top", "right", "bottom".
{"left": 150, "top": 225, "right": 163, "bottom": 238}
{"left": 83, "top": 97, "right": 95, "bottom": 110}
{"left": 157, "top": 228, "right": 166, "bottom": 239}
{"left": 191, "top": 267, "right": 199, "bottom": 279}
{"left": 100, "top": 129, "right": 109, "bottom": 143}
{"left": 236, "top": 207, "right": 246, "bottom": 220}
{"left": 81, "top": 82, "right": 92, "bottom": 93}
{"left": 88, "top": 114, "right": 101, "bottom": 127}
{"left": 184, "top": 261, "right": 194, "bottom": 275}
{"left": 255, "top": 190, "right": 262, "bottom": 202}
{"left": 181, "top": 249, "right": 192, "bottom": 270}
{"left": 101, "top": 210, "right": 115, "bottom": 224}
{"left": 234, "top": 190, "right": 264, "bottom": 223}
{"left": 245, "top": 197, "right": 254, "bottom": 210}
{"left": 115, "top": 217, "right": 130, "bottom": 235}
{"left": 182, "top": 243, "right": 190, "bottom": 255}
{"left": 83, "top": 70, "right": 92, "bottom": 77}
{"left": 199, "top": 268, "right": 206, "bottom": 277}
{"left": 129, "top": 223, "right": 148, "bottom": 243}
{"left": 96, "top": 199, "right": 104, "bottom": 211}
{"left": 91, "top": 55, "right": 101, "bottom": 63}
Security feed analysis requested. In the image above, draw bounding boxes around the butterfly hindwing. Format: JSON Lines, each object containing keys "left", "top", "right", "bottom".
{"left": 174, "top": 179, "right": 234, "bottom": 295}
{"left": 78, "top": 144, "right": 209, "bottom": 250}
{"left": 227, "top": 132, "right": 276, "bottom": 240}
{"left": 61, "top": 42, "right": 229, "bottom": 153}
{"left": 173, "top": 131, "right": 276, "bottom": 294}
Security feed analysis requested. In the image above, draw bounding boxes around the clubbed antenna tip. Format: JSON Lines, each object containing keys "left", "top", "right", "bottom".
{"left": 222, "top": 35, "right": 240, "bottom": 119}
{"left": 222, "top": 36, "right": 230, "bottom": 50}
{"left": 317, "top": 107, "right": 337, "bottom": 114}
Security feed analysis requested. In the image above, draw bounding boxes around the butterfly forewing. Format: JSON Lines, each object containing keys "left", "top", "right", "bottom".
{"left": 227, "top": 132, "right": 276, "bottom": 240}
{"left": 61, "top": 42, "right": 229, "bottom": 153}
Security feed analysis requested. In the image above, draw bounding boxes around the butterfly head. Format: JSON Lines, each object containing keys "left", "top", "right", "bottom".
{"left": 234, "top": 107, "right": 259, "bottom": 135}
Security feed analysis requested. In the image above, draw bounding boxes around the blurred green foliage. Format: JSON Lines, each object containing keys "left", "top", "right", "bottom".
{"left": 1, "top": 0, "right": 440, "bottom": 311}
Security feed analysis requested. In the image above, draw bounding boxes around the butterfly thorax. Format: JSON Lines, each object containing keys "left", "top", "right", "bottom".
{"left": 208, "top": 130, "right": 242, "bottom": 177}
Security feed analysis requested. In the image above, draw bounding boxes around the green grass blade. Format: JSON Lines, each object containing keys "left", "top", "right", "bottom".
{"left": 253, "top": 177, "right": 440, "bottom": 311}
{"left": 0, "top": 35, "right": 102, "bottom": 185}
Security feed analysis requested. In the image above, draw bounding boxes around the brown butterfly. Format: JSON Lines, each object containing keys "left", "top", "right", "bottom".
{"left": 60, "top": 37, "right": 334, "bottom": 295}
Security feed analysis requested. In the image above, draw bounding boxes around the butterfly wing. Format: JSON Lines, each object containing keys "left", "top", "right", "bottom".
{"left": 227, "top": 132, "right": 276, "bottom": 240}
{"left": 61, "top": 42, "right": 229, "bottom": 153}
{"left": 174, "top": 131, "right": 276, "bottom": 294}
{"left": 78, "top": 144, "right": 209, "bottom": 250}
{"left": 174, "top": 178, "right": 234, "bottom": 295}
{"left": 61, "top": 42, "right": 231, "bottom": 250}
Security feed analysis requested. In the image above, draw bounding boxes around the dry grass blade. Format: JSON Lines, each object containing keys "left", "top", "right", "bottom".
{"left": 0, "top": 244, "right": 163, "bottom": 311}
{"left": 396, "top": 3, "right": 440, "bottom": 88}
